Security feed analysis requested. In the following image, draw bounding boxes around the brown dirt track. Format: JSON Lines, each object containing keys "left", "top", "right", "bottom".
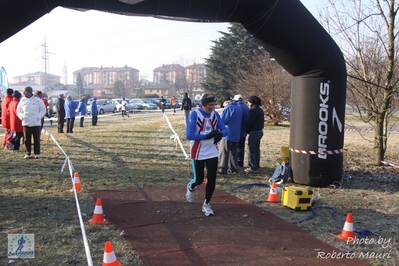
{"left": 90, "top": 186, "right": 368, "bottom": 266}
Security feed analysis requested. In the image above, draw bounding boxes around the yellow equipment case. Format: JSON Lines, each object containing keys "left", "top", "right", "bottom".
{"left": 282, "top": 186, "right": 313, "bottom": 210}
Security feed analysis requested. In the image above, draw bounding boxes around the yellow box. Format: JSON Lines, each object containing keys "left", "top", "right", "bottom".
{"left": 282, "top": 186, "right": 313, "bottom": 210}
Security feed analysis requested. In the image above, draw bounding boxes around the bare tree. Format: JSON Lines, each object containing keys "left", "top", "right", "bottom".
{"left": 235, "top": 51, "right": 291, "bottom": 125}
{"left": 320, "top": 0, "right": 399, "bottom": 164}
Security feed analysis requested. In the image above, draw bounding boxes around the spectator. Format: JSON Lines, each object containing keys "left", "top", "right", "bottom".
{"left": 47, "top": 96, "right": 54, "bottom": 125}
{"left": 159, "top": 96, "right": 166, "bottom": 114}
{"left": 181, "top": 92, "right": 192, "bottom": 126}
{"left": 77, "top": 97, "right": 87, "bottom": 127}
{"left": 56, "top": 94, "right": 66, "bottom": 133}
{"left": 64, "top": 95, "right": 78, "bottom": 133}
{"left": 90, "top": 97, "right": 98, "bottom": 126}
{"left": 36, "top": 91, "right": 48, "bottom": 131}
{"left": 245, "top": 95, "right": 264, "bottom": 173}
{"left": 171, "top": 95, "right": 178, "bottom": 114}
{"left": 233, "top": 94, "right": 249, "bottom": 168}
{"left": 7, "top": 90, "right": 23, "bottom": 151}
{"left": 185, "top": 93, "right": 228, "bottom": 216}
{"left": 2, "top": 88, "right": 13, "bottom": 148}
{"left": 16, "top": 86, "right": 46, "bottom": 159}
{"left": 218, "top": 96, "right": 242, "bottom": 174}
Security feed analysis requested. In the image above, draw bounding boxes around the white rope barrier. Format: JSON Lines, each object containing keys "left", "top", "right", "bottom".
{"left": 163, "top": 113, "right": 190, "bottom": 160}
{"left": 42, "top": 129, "right": 94, "bottom": 266}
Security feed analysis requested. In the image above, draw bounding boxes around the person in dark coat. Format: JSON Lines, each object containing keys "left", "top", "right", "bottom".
{"left": 245, "top": 95, "right": 264, "bottom": 173}
{"left": 56, "top": 94, "right": 66, "bottom": 133}
{"left": 181, "top": 92, "right": 192, "bottom": 126}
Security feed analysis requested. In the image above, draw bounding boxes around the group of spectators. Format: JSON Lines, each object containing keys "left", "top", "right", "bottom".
{"left": 1, "top": 86, "right": 100, "bottom": 159}
{"left": 184, "top": 93, "right": 264, "bottom": 217}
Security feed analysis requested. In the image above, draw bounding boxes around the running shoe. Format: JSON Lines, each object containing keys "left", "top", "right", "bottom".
{"left": 202, "top": 202, "right": 214, "bottom": 216}
{"left": 186, "top": 183, "right": 195, "bottom": 202}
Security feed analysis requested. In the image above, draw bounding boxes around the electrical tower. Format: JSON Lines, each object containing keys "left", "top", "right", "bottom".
{"left": 40, "top": 36, "right": 53, "bottom": 92}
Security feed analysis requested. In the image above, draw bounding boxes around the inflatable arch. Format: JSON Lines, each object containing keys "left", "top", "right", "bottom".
{"left": 0, "top": 0, "right": 346, "bottom": 187}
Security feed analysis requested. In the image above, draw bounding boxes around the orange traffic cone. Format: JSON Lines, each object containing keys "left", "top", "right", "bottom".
{"left": 336, "top": 212, "right": 356, "bottom": 241}
{"left": 88, "top": 198, "right": 108, "bottom": 225}
{"left": 102, "top": 241, "right": 122, "bottom": 266}
{"left": 70, "top": 172, "right": 82, "bottom": 192}
{"left": 266, "top": 182, "right": 280, "bottom": 203}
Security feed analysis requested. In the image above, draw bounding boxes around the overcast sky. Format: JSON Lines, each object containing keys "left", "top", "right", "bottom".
{"left": 0, "top": 0, "right": 322, "bottom": 85}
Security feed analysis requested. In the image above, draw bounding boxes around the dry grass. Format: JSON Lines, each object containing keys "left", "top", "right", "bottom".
{"left": 0, "top": 109, "right": 398, "bottom": 265}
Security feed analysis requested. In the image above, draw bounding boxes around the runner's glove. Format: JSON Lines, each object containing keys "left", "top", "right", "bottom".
{"left": 206, "top": 130, "right": 218, "bottom": 139}
{"left": 214, "top": 132, "right": 223, "bottom": 143}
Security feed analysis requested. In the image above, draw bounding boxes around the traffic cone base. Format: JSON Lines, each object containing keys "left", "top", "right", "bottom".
{"left": 70, "top": 172, "right": 83, "bottom": 192}
{"left": 266, "top": 182, "right": 280, "bottom": 203}
{"left": 89, "top": 198, "right": 108, "bottom": 225}
{"left": 103, "top": 241, "right": 122, "bottom": 266}
{"left": 336, "top": 212, "right": 356, "bottom": 242}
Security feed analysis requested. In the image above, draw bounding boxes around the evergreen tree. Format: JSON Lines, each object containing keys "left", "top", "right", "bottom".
{"left": 203, "top": 23, "right": 263, "bottom": 102}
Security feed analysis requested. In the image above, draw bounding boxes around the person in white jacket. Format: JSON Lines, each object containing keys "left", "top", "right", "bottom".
{"left": 17, "top": 86, "right": 46, "bottom": 159}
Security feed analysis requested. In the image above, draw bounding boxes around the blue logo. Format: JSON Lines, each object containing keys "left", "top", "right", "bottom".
{"left": 1, "top": 67, "right": 9, "bottom": 95}
{"left": 8, "top": 234, "right": 35, "bottom": 259}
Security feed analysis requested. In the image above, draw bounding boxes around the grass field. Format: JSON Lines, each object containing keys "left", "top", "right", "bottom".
{"left": 0, "top": 108, "right": 398, "bottom": 265}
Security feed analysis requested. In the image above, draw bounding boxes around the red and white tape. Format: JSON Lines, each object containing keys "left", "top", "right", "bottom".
{"left": 345, "top": 127, "right": 399, "bottom": 133}
{"left": 289, "top": 148, "right": 343, "bottom": 155}
{"left": 379, "top": 160, "right": 399, "bottom": 168}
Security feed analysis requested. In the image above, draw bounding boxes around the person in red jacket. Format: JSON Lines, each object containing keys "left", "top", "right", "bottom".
{"left": 7, "top": 91, "right": 23, "bottom": 151}
{"left": 36, "top": 91, "right": 48, "bottom": 131}
{"left": 2, "top": 88, "right": 13, "bottom": 148}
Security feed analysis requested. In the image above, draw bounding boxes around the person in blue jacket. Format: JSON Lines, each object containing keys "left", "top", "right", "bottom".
{"left": 233, "top": 94, "right": 249, "bottom": 168}
{"left": 185, "top": 93, "right": 228, "bottom": 217}
{"left": 218, "top": 97, "right": 243, "bottom": 174}
{"left": 64, "top": 95, "right": 78, "bottom": 133}
{"left": 77, "top": 97, "right": 87, "bottom": 127}
{"left": 90, "top": 97, "right": 98, "bottom": 126}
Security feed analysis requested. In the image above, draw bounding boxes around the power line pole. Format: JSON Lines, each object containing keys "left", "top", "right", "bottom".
{"left": 40, "top": 36, "right": 54, "bottom": 92}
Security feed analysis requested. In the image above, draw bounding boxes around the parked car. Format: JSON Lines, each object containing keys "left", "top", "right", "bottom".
{"left": 88, "top": 99, "right": 117, "bottom": 115}
{"left": 192, "top": 99, "right": 202, "bottom": 107}
{"left": 129, "top": 99, "right": 158, "bottom": 110}
{"left": 144, "top": 98, "right": 160, "bottom": 106}
{"left": 113, "top": 98, "right": 144, "bottom": 112}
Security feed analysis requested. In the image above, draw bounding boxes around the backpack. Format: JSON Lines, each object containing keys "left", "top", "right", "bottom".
{"left": 269, "top": 163, "right": 291, "bottom": 184}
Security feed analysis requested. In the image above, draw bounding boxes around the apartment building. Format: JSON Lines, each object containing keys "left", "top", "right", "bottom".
{"left": 153, "top": 63, "right": 206, "bottom": 99}
{"left": 12, "top": 71, "right": 61, "bottom": 88}
{"left": 73, "top": 66, "right": 139, "bottom": 87}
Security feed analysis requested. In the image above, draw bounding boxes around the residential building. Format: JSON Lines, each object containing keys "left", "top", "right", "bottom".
{"left": 72, "top": 66, "right": 140, "bottom": 97}
{"left": 153, "top": 64, "right": 185, "bottom": 84}
{"left": 185, "top": 63, "right": 206, "bottom": 100}
{"left": 153, "top": 63, "right": 206, "bottom": 98}
{"left": 12, "top": 71, "right": 61, "bottom": 89}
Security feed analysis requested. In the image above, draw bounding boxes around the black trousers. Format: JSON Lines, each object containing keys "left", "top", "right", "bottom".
{"left": 66, "top": 117, "right": 75, "bottom": 133}
{"left": 92, "top": 116, "right": 98, "bottom": 126}
{"left": 189, "top": 157, "right": 218, "bottom": 204}
{"left": 23, "top": 126, "right": 41, "bottom": 155}
{"left": 58, "top": 116, "right": 65, "bottom": 133}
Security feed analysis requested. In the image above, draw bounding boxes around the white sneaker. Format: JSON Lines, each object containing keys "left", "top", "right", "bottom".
{"left": 202, "top": 202, "right": 214, "bottom": 216}
{"left": 34, "top": 154, "right": 40, "bottom": 159}
{"left": 24, "top": 154, "right": 31, "bottom": 159}
{"left": 186, "top": 183, "right": 195, "bottom": 202}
